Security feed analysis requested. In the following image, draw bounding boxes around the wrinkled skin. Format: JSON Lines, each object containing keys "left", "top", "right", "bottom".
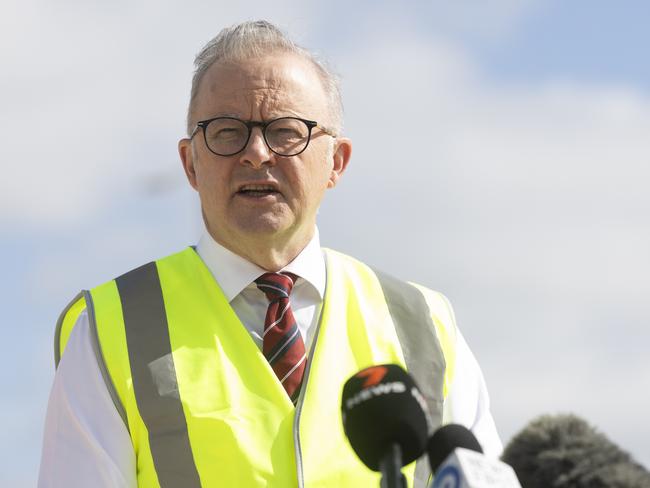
{"left": 179, "top": 52, "right": 352, "bottom": 270}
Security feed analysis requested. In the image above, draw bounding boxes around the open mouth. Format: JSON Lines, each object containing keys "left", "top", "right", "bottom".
{"left": 237, "top": 184, "right": 281, "bottom": 198}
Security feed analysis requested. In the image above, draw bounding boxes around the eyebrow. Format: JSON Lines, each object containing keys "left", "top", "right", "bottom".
{"left": 208, "top": 112, "right": 241, "bottom": 118}
{"left": 202, "top": 109, "right": 307, "bottom": 121}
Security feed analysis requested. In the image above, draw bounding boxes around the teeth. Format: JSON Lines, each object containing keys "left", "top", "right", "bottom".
{"left": 240, "top": 185, "right": 276, "bottom": 191}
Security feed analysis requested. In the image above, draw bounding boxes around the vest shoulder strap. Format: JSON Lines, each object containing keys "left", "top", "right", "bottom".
{"left": 114, "top": 260, "right": 203, "bottom": 487}
{"left": 373, "top": 269, "right": 448, "bottom": 488}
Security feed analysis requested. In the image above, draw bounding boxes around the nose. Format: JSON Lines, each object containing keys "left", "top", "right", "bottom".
{"left": 239, "top": 127, "right": 274, "bottom": 169}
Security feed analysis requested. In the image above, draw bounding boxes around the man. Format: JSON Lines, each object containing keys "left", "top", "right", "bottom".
{"left": 39, "top": 21, "right": 501, "bottom": 487}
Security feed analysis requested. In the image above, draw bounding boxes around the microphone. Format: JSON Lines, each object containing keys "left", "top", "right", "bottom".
{"left": 428, "top": 423, "right": 483, "bottom": 472}
{"left": 428, "top": 424, "right": 521, "bottom": 488}
{"left": 341, "top": 364, "right": 431, "bottom": 488}
{"left": 502, "top": 414, "right": 650, "bottom": 488}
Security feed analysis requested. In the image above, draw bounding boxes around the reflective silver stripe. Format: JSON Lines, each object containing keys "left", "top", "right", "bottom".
{"left": 53, "top": 290, "right": 129, "bottom": 429}
{"left": 116, "top": 262, "right": 202, "bottom": 488}
{"left": 374, "top": 269, "right": 446, "bottom": 488}
{"left": 54, "top": 291, "right": 83, "bottom": 368}
{"left": 84, "top": 290, "right": 130, "bottom": 429}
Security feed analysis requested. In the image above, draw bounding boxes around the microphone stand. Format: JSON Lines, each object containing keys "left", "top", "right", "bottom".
{"left": 379, "top": 443, "right": 407, "bottom": 488}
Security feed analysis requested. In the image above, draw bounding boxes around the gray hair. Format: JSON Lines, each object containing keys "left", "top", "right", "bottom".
{"left": 186, "top": 20, "right": 343, "bottom": 136}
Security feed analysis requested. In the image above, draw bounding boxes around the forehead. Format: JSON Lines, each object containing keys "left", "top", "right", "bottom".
{"left": 195, "top": 52, "right": 328, "bottom": 120}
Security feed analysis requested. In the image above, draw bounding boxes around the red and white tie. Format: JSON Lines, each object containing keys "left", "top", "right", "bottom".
{"left": 255, "top": 272, "right": 306, "bottom": 404}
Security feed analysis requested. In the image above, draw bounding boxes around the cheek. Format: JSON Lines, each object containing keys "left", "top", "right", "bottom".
{"left": 195, "top": 165, "right": 229, "bottom": 204}
{"left": 298, "top": 148, "right": 334, "bottom": 190}
{"left": 299, "top": 169, "right": 333, "bottom": 208}
{"left": 289, "top": 165, "right": 326, "bottom": 195}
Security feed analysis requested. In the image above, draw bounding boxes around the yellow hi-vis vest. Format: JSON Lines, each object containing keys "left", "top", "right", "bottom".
{"left": 55, "top": 247, "right": 458, "bottom": 488}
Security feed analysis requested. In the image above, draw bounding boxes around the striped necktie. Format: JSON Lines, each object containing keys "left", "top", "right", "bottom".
{"left": 255, "top": 272, "right": 306, "bottom": 404}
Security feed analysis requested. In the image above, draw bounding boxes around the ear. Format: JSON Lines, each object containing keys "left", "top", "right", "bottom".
{"left": 327, "top": 137, "right": 352, "bottom": 189}
{"left": 178, "top": 138, "right": 199, "bottom": 190}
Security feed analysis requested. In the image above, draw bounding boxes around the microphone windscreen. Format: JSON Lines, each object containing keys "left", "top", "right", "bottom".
{"left": 427, "top": 423, "right": 483, "bottom": 474}
{"left": 341, "top": 364, "right": 430, "bottom": 471}
{"left": 502, "top": 414, "right": 650, "bottom": 488}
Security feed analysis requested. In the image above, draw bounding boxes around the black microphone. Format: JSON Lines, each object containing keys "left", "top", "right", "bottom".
{"left": 502, "top": 414, "right": 650, "bottom": 488}
{"left": 428, "top": 424, "right": 483, "bottom": 474}
{"left": 341, "top": 364, "right": 431, "bottom": 488}
{"left": 428, "top": 424, "right": 521, "bottom": 487}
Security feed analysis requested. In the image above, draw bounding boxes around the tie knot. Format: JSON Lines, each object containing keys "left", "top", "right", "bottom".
{"left": 255, "top": 272, "right": 297, "bottom": 301}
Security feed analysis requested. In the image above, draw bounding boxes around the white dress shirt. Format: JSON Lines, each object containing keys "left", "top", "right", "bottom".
{"left": 38, "top": 229, "right": 502, "bottom": 488}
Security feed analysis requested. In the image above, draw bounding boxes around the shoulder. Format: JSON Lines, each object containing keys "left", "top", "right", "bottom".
{"left": 408, "top": 283, "right": 457, "bottom": 337}
{"left": 323, "top": 248, "right": 455, "bottom": 320}
{"left": 323, "top": 246, "right": 459, "bottom": 374}
{"left": 322, "top": 247, "right": 457, "bottom": 333}
{"left": 55, "top": 292, "right": 88, "bottom": 367}
{"left": 321, "top": 247, "right": 369, "bottom": 271}
{"left": 55, "top": 247, "right": 197, "bottom": 366}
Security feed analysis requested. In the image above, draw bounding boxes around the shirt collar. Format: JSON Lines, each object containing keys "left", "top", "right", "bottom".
{"left": 195, "top": 228, "right": 325, "bottom": 302}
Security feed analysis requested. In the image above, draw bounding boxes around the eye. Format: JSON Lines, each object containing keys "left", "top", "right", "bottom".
{"left": 214, "top": 127, "right": 240, "bottom": 139}
{"left": 275, "top": 127, "right": 302, "bottom": 138}
{"left": 206, "top": 120, "right": 247, "bottom": 141}
{"left": 267, "top": 119, "right": 308, "bottom": 141}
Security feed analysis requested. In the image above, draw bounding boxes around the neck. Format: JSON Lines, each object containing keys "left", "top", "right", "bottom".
{"left": 208, "top": 227, "right": 314, "bottom": 271}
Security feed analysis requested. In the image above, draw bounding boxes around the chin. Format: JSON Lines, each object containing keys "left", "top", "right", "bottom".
{"left": 234, "top": 213, "right": 295, "bottom": 236}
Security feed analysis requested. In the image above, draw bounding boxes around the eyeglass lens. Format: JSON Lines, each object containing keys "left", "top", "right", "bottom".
{"left": 203, "top": 118, "right": 311, "bottom": 156}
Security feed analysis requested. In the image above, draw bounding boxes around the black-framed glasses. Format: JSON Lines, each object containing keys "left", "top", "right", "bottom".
{"left": 190, "top": 116, "right": 336, "bottom": 157}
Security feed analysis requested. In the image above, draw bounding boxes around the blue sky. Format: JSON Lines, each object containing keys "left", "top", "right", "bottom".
{"left": 2, "top": 1, "right": 650, "bottom": 485}
{"left": 476, "top": 1, "right": 650, "bottom": 87}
